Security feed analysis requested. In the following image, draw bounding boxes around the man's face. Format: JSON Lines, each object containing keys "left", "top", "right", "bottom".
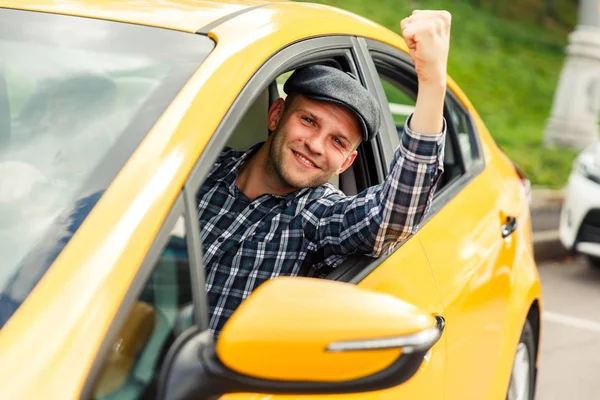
{"left": 267, "top": 94, "right": 362, "bottom": 190}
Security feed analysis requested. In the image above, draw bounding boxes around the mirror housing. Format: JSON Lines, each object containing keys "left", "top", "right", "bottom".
{"left": 158, "top": 277, "right": 444, "bottom": 400}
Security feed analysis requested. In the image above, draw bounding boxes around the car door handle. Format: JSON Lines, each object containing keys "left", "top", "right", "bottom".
{"left": 501, "top": 216, "right": 518, "bottom": 238}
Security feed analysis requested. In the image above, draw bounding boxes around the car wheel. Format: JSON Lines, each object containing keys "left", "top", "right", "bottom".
{"left": 506, "top": 319, "right": 536, "bottom": 400}
{"left": 587, "top": 256, "right": 600, "bottom": 268}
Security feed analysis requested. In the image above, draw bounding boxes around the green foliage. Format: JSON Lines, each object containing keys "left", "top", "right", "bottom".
{"left": 300, "top": 0, "right": 580, "bottom": 188}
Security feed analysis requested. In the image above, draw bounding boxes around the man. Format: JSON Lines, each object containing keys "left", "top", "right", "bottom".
{"left": 197, "top": 10, "right": 451, "bottom": 335}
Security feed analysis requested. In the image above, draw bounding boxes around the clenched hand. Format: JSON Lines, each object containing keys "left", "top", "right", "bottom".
{"left": 400, "top": 10, "right": 451, "bottom": 85}
{"left": 400, "top": 10, "right": 451, "bottom": 135}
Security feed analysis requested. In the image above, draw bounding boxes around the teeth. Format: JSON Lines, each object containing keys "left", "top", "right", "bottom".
{"left": 295, "top": 152, "right": 315, "bottom": 167}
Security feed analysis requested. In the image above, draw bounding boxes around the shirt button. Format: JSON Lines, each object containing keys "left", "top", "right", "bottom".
{"left": 217, "top": 237, "right": 224, "bottom": 243}
{"left": 249, "top": 204, "right": 255, "bottom": 210}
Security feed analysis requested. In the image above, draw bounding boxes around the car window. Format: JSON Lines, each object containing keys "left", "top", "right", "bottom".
{"left": 446, "top": 96, "right": 477, "bottom": 171}
{"left": 371, "top": 59, "right": 466, "bottom": 191}
{"left": 0, "top": 9, "right": 213, "bottom": 328}
{"left": 379, "top": 77, "right": 416, "bottom": 135}
{"left": 91, "top": 215, "right": 194, "bottom": 400}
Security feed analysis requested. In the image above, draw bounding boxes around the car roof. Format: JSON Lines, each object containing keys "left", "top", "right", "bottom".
{"left": 0, "top": 0, "right": 284, "bottom": 32}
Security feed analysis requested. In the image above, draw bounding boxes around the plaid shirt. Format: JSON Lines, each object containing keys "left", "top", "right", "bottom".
{"left": 196, "top": 118, "right": 446, "bottom": 335}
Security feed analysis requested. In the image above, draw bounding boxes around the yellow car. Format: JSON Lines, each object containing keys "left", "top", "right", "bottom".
{"left": 0, "top": 1, "right": 542, "bottom": 399}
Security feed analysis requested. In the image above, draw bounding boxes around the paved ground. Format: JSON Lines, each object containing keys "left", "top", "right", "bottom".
{"left": 536, "top": 256, "right": 600, "bottom": 400}
{"left": 531, "top": 209, "right": 561, "bottom": 233}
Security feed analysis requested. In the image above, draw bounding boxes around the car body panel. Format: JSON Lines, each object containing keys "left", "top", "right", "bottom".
{"left": 0, "top": 2, "right": 541, "bottom": 399}
{"left": 417, "top": 167, "right": 512, "bottom": 399}
{"left": 416, "top": 101, "right": 540, "bottom": 399}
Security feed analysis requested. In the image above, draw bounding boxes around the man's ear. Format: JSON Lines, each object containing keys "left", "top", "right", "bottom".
{"left": 337, "top": 150, "right": 358, "bottom": 174}
{"left": 267, "top": 98, "right": 286, "bottom": 132}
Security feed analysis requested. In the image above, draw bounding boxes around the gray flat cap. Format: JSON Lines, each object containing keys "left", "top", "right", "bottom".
{"left": 283, "top": 65, "right": 381, "bottom": 142}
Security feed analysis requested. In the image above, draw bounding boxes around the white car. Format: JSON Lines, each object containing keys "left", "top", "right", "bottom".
{"left": 559, "top": 141, "right": 600, "bottom": 267}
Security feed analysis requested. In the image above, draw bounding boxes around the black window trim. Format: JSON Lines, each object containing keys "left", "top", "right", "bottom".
{"left": 80, "top": 194, "right": 194, "bottom": 399}
{"left": 183, "top": 184, "right": 211, "bottom": 331}
{"left": 353, "top": 37, "right": 398, "bottom": 177}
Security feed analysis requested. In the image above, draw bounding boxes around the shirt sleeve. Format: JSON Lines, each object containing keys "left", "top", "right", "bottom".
{"left": 310, "top": 114, "right": 446, "bottom": 258}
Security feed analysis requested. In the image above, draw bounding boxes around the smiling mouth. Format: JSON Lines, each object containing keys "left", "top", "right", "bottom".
{"left": 292, "top": 150, "right": 318, "bottom": 168}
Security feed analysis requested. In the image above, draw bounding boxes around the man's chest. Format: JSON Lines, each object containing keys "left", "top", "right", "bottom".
{"left": 196, "top": 182, "right": 317, "bottom": 263}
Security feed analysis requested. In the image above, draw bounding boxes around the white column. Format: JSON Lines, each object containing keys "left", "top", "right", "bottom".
{"left": 544, "top": 0, "right": 600, "bottom": 150}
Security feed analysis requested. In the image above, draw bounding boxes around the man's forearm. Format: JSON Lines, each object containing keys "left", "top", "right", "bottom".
{"left": 409, "top": 79, "right": 446, "bottom": 135}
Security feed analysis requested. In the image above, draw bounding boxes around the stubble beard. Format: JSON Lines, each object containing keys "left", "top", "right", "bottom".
{"left": 268, "top": 126, "right": 331, "bottom": 190}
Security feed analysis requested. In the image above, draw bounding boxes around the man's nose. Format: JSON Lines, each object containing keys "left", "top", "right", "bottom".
{"left": 304, "top": 132, "right": 325, "bottom": 155}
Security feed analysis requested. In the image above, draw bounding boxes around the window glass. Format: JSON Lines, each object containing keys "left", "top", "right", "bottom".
{"left": 378, "top": 75, "right": 416, "bottom": 136}
{"left": 447, "top": 99, "right": 475, "bottom": 170}
{"left": 0, "top": 9, "right": 212, "bottom": 328}
{"left": 373, "top": 65, "right": 468, "bottom": 191}
{"left": 92, "top": 216, "right": 194, "bottom": 400}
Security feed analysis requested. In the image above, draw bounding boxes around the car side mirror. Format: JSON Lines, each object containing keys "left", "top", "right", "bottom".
{"left": 157, "top": 277, "right": 444, "bottom": 400}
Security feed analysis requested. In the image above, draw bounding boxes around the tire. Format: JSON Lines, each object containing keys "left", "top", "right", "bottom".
{"left": 506, "top": 319, "right": 536, "bottom": 400}
{"left": 587, "top": 256, "right": 600, "bottom": 269}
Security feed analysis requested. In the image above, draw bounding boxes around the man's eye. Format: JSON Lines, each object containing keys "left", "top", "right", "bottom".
{"left": 302, "top": 116, "right": 314, "bottom": 125}
{"left": 334, "top": 138, "right": 347, "bottom": 148}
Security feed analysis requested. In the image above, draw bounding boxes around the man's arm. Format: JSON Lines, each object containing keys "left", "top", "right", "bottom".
{"left": 401, "top": 10, "right": 451, "bottom": 135}
{"left": 307, "top": 11, "right": 451, "bottom": 259}
{"left": 310, "top": 115, "right": 445, "bottom": 258}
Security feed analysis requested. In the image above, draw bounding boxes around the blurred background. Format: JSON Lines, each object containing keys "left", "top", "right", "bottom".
{"left": 305, "top": 0, "right": 581, "bottom": 188}
{"left": 300, "top": 1, "right": 600, "bottom": 399}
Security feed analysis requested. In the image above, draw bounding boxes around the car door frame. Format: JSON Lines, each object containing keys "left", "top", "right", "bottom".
{"left": 360, "top": 38, "right": 530, "bottom": 400}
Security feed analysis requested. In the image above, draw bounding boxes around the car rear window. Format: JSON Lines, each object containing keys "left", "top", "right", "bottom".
{"left": 0, "top": 9, "right": 214, "bottom": 328}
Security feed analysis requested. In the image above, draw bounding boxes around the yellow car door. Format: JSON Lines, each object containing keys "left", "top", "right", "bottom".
{"left": 415, "top": 84, "right": 519, "bottom": 399}
{"left": 362, "top": 33, "right": 542, "bottom": 399}
{"left": 353, "top": 236, "right": 447, "bottom": 400}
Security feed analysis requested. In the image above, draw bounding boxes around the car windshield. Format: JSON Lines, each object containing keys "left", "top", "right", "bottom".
{"left": 0, "top": 9, "right": 214, "bottom": 327}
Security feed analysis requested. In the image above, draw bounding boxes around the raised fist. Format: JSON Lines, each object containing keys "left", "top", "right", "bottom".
{"left": 400, "top": 10, "right": 451, "bottom": 85}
